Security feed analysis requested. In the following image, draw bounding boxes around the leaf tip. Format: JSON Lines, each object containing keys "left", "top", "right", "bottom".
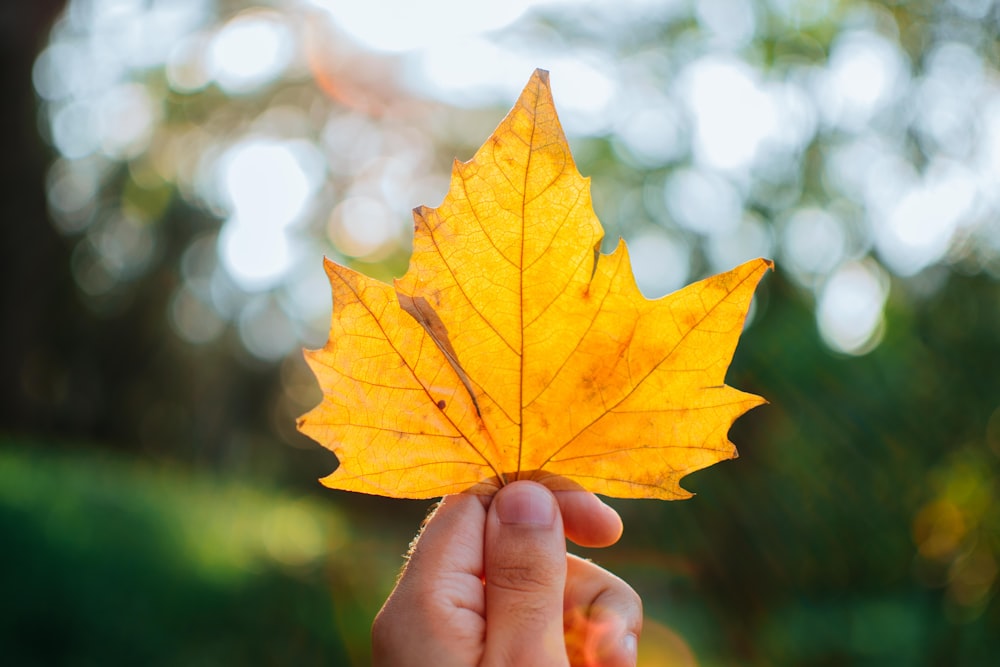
{"left": 320, "top": 255, "right": 342, "bottom": 282}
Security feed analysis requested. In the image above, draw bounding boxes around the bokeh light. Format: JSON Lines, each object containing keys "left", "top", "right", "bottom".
{"left": 36, "top": 0, "right": 1000, "bottom": 360}
{"left": 305, "top": 0, "right": 537, "bottom": 54}
{"left": 817, "top": 260, "right": 888, "bottom": 355}
{"left": 628, "top": 230, "right": 690, "bottom": 298}
{"left": 208, "top": 10, "right": 294, "bottom": 95}
{"left": 215, "top": 138, "right": 323, "bottom": 290}
{"left": 681, "top": 56, "right": 778, "bottom": 171}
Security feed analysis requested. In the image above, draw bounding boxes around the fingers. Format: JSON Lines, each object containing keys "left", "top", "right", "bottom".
{"left": 399, "top": 492, "right": 488, "bottom": 587}
{"left": 555, "top": 491, "right": 623, "bottom": 548}
{"left": 374, "top": 485, "right": 636, "bottom": 667}
{"left": 564, "top": 555, "right": 642, "bottom": 667}
{"left": 483, "top": 481, "right": 570, "bottom": 666}
{"left": 372, "top": 493, "right": 488, "bottom": 667}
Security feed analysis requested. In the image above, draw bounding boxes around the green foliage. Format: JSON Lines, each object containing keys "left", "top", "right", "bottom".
{"left": 0, "top": 441, "right": 400, "bottom": 666}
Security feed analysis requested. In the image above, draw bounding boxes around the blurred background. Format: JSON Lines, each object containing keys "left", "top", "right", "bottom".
{"left": 2, "top": 0, "right": 999, "bottom": 664}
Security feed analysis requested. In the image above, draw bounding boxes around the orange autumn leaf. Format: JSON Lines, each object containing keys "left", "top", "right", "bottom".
{"left": 298, "top": 69, "right": 772, "bottom": 500}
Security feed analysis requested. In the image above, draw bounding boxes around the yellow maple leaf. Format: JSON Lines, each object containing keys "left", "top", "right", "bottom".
{"left": 298, "top": 69, "right": 771, "bottom": 500}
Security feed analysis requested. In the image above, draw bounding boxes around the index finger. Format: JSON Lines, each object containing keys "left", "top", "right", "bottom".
{"left": 555, "top": 490, "right": 623, "bottom": 548}
{"left": 401, "top": 492, "right": 489, "bottom": 585}
{"left": 372, "top": 493, "right": 489, "bottom": 665}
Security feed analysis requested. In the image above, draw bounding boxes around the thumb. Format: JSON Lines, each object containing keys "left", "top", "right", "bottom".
{"left": 483, "top": 481, "right": 569, "bottom": 667}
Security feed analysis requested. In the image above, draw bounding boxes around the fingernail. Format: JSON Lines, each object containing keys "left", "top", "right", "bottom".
{"left": 496, "top": 483, "right": 556, "bottom": 526}
{"left": 622, "top": 633, "right": 638, "bottom": 661}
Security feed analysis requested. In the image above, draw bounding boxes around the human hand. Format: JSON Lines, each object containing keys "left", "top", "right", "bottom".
{"left": 372, "top": 481, "right": 642, "bottom": 666}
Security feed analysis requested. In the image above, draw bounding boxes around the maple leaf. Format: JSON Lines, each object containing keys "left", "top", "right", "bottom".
{"left": 298, "top": 69, "right": 771, "bottom": 500}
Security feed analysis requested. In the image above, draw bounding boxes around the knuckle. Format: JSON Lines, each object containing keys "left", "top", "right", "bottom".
{"left": 490, "top": 561, "right": 555, "bottom": 593}
{"left": 626, "top": 584, "right": 642, "bottom": 614}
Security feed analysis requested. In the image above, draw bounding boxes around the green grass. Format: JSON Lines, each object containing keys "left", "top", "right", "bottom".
{"left": 0, "top": 439, "right": 398, "bottom": 666}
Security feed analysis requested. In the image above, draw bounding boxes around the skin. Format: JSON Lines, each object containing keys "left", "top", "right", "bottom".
{"left": 372, "top": 481, "right": 642, "bottom": 667}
